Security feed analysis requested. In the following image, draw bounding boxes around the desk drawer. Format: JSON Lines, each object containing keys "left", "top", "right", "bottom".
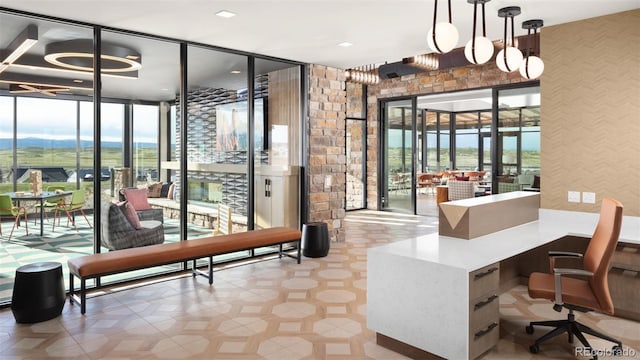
{"left": 469, "top": 263, "right": 500, "bottom": 300}
{"left": 469, "top": 319, "right": 499, "bottom": 359}
{"left": 470, "top": 293, "right": 499, "bottom": 329}
{"left": 469, "top": 292, "right": 499, "bottom": 359}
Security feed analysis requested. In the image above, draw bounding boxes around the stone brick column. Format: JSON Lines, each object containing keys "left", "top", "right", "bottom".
{"left": 307, "top": 65, "right": 347, "bottom": 242}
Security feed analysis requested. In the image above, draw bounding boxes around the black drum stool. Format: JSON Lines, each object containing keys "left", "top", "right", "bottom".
{"left": 302, "top": 222, "right": 330, "bottom": 258}
{"left": 11, "top": 262, "right": 65, "bottom": 323}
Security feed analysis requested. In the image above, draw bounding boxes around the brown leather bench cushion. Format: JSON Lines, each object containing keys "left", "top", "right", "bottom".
{"left": 68, "top": 227, "right": 301, "bottom": 278}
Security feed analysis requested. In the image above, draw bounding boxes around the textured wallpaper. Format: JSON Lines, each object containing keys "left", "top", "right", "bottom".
{"left": 540, "top": 9, "right": 640, "bottom": 216}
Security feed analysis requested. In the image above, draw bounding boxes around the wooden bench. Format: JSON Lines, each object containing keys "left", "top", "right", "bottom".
{"left": 67, "top": 227, "right": 302, "bottom": 314}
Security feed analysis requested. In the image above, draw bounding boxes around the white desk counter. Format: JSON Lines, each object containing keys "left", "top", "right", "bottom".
{"left": 367, "top": 209, "right": 640, "bottom": 359}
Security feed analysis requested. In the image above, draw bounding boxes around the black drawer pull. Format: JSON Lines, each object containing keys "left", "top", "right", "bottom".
{"left": 474, "top": 267, "right": 498, "bottom": 280}
{"left": 474, "top": 295, "right": 498, "bottom": 310}
{"left": 474, "top": 322, "right": 498, "bottom": 339}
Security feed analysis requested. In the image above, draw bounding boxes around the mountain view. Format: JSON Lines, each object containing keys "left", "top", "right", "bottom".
{"left": 0, "top": 138, "right": 156, "bottom": 149}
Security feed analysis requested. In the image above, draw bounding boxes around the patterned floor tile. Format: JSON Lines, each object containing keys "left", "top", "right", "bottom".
{"left": 1, "top": 209, "right": 639, "bottom": 359}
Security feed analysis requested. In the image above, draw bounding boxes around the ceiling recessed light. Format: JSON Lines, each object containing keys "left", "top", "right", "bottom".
{"left": 338, "top": 42, "right": 353, "bottom": 47}
{"left": 230, "top": 70, "right": 241, "bottom": 74}
{"left": 216, "top": 10, "right": 236, "bottom": 18}
{"left": 73, "top": 79, "right": 83, "bottom": 83}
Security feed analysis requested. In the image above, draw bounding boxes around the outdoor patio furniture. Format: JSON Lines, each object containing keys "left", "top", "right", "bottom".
{"left": 101, "top": 202, "right": 165, "bottom": 251}
{"left": 52, "top": 189, "right": 92, "bottom": 232}
{"left": 34, "top": 185, "right": 66, "bottom": 225}
{"left": 0, "top": 194, "right": 29, "bottom": 240}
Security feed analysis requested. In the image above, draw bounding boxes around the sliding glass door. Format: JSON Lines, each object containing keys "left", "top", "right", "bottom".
{"left": 381, "top": 98, "right": 414, "bottom": 213}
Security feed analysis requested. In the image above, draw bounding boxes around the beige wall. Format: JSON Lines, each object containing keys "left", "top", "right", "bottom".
{"left": 540, "top": 10, "right": 640, "bottom": 216}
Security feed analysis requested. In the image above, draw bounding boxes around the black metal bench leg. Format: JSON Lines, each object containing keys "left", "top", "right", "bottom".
{"left": 297, "top": 239, "right": 301, "bottom": 264}
{"left": 80, "top": 279, "right": 86, "bottom": 315}
{"left": 69, "top": 273, "right": 74, "bottom": 304}
{"left": 208, "top": 256, "right": 213, "bottom": 285}
{"left": 192, "top": 259, "right": 197, "bottom": 277}
{"left": 279, "top": 244, "right": 283, "bottom": 258}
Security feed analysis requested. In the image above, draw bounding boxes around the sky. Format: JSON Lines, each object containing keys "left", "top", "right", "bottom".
{"left": 0, "top": 96, "right": 158, "bottom": 143}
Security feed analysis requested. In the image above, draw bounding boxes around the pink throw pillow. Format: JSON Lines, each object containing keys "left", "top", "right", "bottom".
{"left": 122, "top": 188, "right": 151, "bottom": 210}
{"left": 122, "top": 202, "right": 142, "bottom": 229}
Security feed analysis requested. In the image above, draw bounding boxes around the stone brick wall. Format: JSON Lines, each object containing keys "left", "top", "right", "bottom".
{"left": 364, "top": 63, "right": 527, "bottom": 209}
{"left": 308, "top": 65, "right": 347, "bottom": 242}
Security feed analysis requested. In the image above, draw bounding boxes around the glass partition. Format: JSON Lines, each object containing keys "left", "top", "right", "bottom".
{"left": 99, "top": 29, "right": 180, "bottom": 283}
{"left": 254, "top": 58, "right": 302, "bottom": 229}
{"left": 185, "top": 45, "right": 248, "bottom": 266}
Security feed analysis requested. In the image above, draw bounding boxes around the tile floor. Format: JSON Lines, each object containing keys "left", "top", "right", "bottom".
{"left": 0, "top": 210, "right": 638, "bottom": 359}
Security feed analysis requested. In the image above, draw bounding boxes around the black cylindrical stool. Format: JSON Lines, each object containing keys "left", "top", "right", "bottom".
{"left": 302, "top": 222, "right": 330, "bottom": 258}
{"left": 11, "top": 262, "right": 65, "bottom": 323}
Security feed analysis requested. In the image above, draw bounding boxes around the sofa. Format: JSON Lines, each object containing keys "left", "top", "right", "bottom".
{"left": 101, "top": 202, "right": 165, "bottom": 251}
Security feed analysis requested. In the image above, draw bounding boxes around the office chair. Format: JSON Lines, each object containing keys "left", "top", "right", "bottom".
{"left": 526, "top": 197, "right": 624, "bottom": 357}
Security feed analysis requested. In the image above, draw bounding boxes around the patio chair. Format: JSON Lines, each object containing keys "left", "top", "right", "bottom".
{"left": 0, "top": 194, "right": 29, "bottom": 240}
{"left": 52, "top": 189, "right": 92, "bottom": 232}
{"left": 34, "top": 185, "right": 66, "bottom": 225}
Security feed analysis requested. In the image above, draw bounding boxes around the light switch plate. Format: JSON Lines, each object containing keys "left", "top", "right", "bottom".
{"left": 583, "top": 192, "right": 596, "bottom": 204}
{"left": 568, "top": 191, "right": 581, "bottom": 203}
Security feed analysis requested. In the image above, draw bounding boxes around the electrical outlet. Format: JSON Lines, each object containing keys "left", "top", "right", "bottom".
{"left": 568, "top": 191, "right": 581, "bottom": 203}
{"left": 583, "top": 192, "right": 596, "bottom": 204}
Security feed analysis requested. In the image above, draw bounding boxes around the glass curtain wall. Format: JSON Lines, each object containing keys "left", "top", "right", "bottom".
{"left": 133, "top": 104, "right": 159, "bottom": 184}
{"left": 0, "top": 97, "right": 13, "bottom": 190}
{"left": 422, "top": 111, "right": 452, "bottom": 170}
{"left": 496, "top": 86, "right": 541, "bottom": 193}
{"left": 0, "top": 8, "right": 305, "bottom": 305}
{"left": 0, "top": 12, "right": 94, "bottom": 302}
{"left": 382, "top": 86, "right": 539, "bottom": 214}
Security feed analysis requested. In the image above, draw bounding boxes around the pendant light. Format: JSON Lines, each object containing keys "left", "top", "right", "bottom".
{"left": 520, "top": 19, "right": 544, "bottom": 79}
{"left": 427, "top": 0, "right": 459, "bottom": 54}
{"left": 464, "top": 0, "right": 494, "bottom": 65}
{"left": 496, "top": 6, "right": 523, "bottom": 73}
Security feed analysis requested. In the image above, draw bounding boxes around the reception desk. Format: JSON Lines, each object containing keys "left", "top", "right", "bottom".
{"left": 439, "top": 191, "right": 540, "bottom": 239}
{"left": 367, "top": 209, "right": 640, "bottom": 359}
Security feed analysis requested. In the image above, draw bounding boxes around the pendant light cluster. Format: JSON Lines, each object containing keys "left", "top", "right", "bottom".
{"left": 426, "top": 1, "right": 545, "bottom": 79}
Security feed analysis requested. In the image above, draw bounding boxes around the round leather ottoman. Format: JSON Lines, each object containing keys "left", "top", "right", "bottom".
{"left": 11, "top": 262, "right": 65, "bottom": 323}
{"left": 302, "top": 222, "right": 330, "bottom": 258}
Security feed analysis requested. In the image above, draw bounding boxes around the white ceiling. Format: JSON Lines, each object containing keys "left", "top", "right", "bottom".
{"left": 1, "top": 0, "right": 638, "bottom": 69}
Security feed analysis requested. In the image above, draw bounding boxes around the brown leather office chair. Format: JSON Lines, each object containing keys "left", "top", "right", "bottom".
{"left": 526, "top": 197, "right": 624, "bottom": 357}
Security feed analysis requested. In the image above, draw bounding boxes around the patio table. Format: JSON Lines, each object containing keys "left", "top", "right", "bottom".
{"left": 5, "top": 191, "right": 73, "bottom": 236}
